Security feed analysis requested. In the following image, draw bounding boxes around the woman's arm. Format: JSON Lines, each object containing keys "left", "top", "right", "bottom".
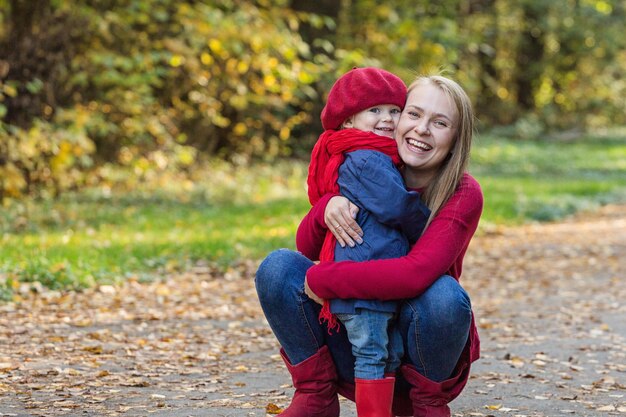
{"left": 296, "top": 193, "right": 363, "bottom": 259}
{"left": 295, "top": 194, "right": 334, "bottom": 261}
{"left": 306, "top": 174, "right": 483, "bottom": 300}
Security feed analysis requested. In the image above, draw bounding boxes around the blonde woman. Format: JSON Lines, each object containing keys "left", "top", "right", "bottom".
{"left": 256, "top": 75, "right": 482, "bottom": 417}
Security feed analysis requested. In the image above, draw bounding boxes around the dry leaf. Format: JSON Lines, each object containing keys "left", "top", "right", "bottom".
{"left": 1, "top": 208, "right": 625, "bottom": 415}
{"left": 266, "top": 402, "right": 283, "bottom": 414}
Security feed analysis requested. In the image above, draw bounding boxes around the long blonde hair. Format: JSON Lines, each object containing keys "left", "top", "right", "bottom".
{"left": 407, "top": 75, "right": 475, "bottom": 227}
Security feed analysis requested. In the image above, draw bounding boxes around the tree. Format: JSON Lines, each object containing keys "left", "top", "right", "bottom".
{"left": 1, "top": 0, "right": 625, "bottom": 200}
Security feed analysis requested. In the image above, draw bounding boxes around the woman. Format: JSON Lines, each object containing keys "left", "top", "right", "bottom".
{"left": 255, "top": 75, "right": 483, "bottom": 417}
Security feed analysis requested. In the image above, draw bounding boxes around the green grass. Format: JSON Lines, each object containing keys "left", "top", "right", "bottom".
{"left": 1, "top": 134, "right": 626, "bottom": 297}
{"left": 0, "top": 161, "right": 312, "bottom": 298}
{"left": 472, "top": 134, "right": 626, "bottom": 224}
{"left": 1, "top": 196, "right": 309, "bottom": 289}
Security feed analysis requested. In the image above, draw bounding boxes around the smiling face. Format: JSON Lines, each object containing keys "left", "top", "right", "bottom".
{"left": 342, "top": 104, "right": 402, "bottom": 139}
{"left": 395, "top": 82, "right": 459, "bottom": 187}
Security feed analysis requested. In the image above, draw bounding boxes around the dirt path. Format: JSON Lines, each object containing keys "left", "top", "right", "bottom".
{"left": 1, "top": 205, "right": 625, "bottom": 416}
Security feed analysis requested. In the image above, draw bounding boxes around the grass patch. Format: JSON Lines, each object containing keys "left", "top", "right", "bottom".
{"left": 471, "top": 134, "right": 626, "bottom": 224}
{"left": 1, "top": 133, "right": 626, "bottom": 296}
{"left": 1, "top": 196, "right": 308, "bottom": 288}
{"left": 0, "top": 161, "right": 311, "bottom": 298}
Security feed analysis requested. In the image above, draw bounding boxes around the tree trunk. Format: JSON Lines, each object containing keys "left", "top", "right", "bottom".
{"left": 460, "top": 0, "right": 502, "bottom": 124}
{"left": 288, "top": 1, "right": 342, "bottom": 137}
{"left": 515, "top": 1, "right": 546, "bottom": 112}
{"left": 0, "top": 0, "right": 86, "bottom": 127}
{"left": 289, "top": 0, "right": 341, "bottom": 53}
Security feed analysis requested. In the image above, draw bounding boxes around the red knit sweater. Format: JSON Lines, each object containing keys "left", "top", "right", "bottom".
{"left": 296, "top": 172, "right": 484, "bottom": 363}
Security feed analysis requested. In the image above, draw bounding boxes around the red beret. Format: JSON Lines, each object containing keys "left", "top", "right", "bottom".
{"left": 320, "top": 67, "right": 407, "bottom": 130}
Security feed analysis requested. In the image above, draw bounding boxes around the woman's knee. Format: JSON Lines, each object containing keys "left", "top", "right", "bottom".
{"left": 401, "top": 276, "right": 472, "bottom": 327}
{"left": 255, "top": 249, "right": 311, "bottom": 303}
{"left": 256, "top": 249, "right": 291, "bottom": 282}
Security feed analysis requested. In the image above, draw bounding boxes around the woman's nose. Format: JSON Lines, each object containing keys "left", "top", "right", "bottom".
{"left": 415, "top": 119, "right": 430, "bottom": 135}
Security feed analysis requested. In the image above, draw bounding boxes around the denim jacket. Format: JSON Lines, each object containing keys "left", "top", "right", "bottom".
{"left": 331, "top": 149, "right": 431, "bottom": 314}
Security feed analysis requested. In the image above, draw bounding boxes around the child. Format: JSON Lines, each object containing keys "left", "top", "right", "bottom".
{"left": 307, "top": 67, "right": 431, "bottom": 417}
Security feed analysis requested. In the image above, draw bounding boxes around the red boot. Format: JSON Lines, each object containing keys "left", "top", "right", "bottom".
{"left": 278, "top": 345, "right": 340, "bottom": 417}
{"left": 401, "top": 365, "right": 458, "bottom": 417}
{"left": 355, "top": 376, "right": 395, "bottom": 417}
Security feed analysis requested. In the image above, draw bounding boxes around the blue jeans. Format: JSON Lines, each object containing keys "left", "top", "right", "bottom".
{"left": 255, "top": 249, "right": 472, "bottom": 383}
{"left": 337, "top": 310, "right": 403, "bottom": 379}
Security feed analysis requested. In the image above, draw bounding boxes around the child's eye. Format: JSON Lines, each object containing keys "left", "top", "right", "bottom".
{"left": 369, "top": 108, "right": 381, "bottom": 113}
{"left": 391, "top": 109, "right": 401, "bottom": 114}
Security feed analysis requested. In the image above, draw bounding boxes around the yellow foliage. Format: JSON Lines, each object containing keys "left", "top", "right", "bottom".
{"left": 298, "top": 70, "right": 315, "bottom": 84}
{"left": 2, "top": 84, "right": 17, "bottom": 98}
{"left": 170, "top": 55, "right": 184, "bottom": 67}
{"left": 0, "top": 113, "right": 96, "bottom": 200}
{"left": 263, "top": 74, "right": 277, "bottom": 88}
{"left": 236, "top": 60, "right": 249, "bottom": 74}
{"left": 535, "top": 78, "right": 555, "bottom": 109}
{"left": 595, "top": 1, "right": 612, "bottom": 14}
{"left": 0, "top": 164, "right": 27, "bottom": 197}
{"left": 250, "top": 37, "right": 263, "bottom": 53}
{"left": 267, "top": 57, "right": 279, "bottom": 69}
{"left": 212, "top": 115, "right": 231, "bottom": 128}
{"left": 208, "top": 39, "right": 225, "bottom": 56}
{"left": 50, "top": 144, "right": 73, "bottom": 172}
{"left": 233, "top": 122, "right": 247, "bottom": 136}
{"left": 281, "top": 90, "right": 293, "bottom": 102}
{"left": 175, "top": 146, "right": 196, "bottom": 166}
{"left": 200, "top": 52, "right": 213, "bottom": 66}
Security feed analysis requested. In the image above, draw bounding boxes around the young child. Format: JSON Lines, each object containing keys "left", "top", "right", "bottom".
{"left": 307, "top": 67, "right": 431, "bottom": 417}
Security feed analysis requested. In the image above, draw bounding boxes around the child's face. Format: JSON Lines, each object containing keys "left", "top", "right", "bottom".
{"left": 342, "top": 104, "right": 402, "bottom": 139}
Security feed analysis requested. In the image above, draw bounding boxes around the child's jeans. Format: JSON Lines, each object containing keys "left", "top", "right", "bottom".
{"left": 337, "top": 310, "right": 403, "bottom": 379}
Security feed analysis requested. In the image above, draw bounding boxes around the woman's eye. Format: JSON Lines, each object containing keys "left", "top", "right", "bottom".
{"left": 435, "top": 120, "right": 448, "bottom": 128}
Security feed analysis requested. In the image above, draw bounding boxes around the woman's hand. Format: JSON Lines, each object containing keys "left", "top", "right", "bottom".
{"left": 304, "top": 275, "right": 324, "bottom": 305}
{"left": 325, "top": 196, "right": 363, "bottom": 248}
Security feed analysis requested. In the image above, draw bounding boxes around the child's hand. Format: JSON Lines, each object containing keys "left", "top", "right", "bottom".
{"left": 325, "top": 196, "right": 363, "bottom": 248}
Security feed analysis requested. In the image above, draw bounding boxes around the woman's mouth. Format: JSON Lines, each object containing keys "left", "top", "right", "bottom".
{"left": 406, "top": 138, "right": 432, "bottom": 151}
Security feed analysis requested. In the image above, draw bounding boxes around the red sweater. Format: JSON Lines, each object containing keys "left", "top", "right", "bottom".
{"left": 297, "top": 172, "right": 483, "bottom": 364}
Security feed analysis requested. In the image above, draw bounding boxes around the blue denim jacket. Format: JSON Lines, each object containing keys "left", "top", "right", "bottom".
{"left": 331, "top": 149, "right": 431, "bottom": 314}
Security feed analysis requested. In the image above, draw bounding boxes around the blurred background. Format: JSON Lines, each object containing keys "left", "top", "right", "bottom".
{"left": 1, "top": 0, "right": 625, "bottom": 295}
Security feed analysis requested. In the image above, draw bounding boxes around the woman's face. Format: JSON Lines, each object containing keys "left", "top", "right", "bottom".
{"left": 395, "top": 82, "right": 459, "bottom": 187}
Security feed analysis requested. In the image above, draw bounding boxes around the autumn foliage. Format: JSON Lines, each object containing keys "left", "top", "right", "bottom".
{"left": 1, "top": 0, "right": 625, "bottom": 200}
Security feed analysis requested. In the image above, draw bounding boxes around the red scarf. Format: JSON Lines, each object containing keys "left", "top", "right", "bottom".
{"left": 307, "top": 128, "right": 402, "bottom": 332}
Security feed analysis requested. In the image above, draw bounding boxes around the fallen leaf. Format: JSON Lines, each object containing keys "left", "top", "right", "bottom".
{"left": 266, "top": 402, "right": 283, "bottom": 414}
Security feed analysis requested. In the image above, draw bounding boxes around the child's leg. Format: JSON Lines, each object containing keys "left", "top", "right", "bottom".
{"left": 338, "top": 310, "right": 396, "bottom": 417}
{"left": 385, "top": 324, "right": 404, "bottom": 375}
{"left": 337, "top": 310, "right": 393, "bottom": 380}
